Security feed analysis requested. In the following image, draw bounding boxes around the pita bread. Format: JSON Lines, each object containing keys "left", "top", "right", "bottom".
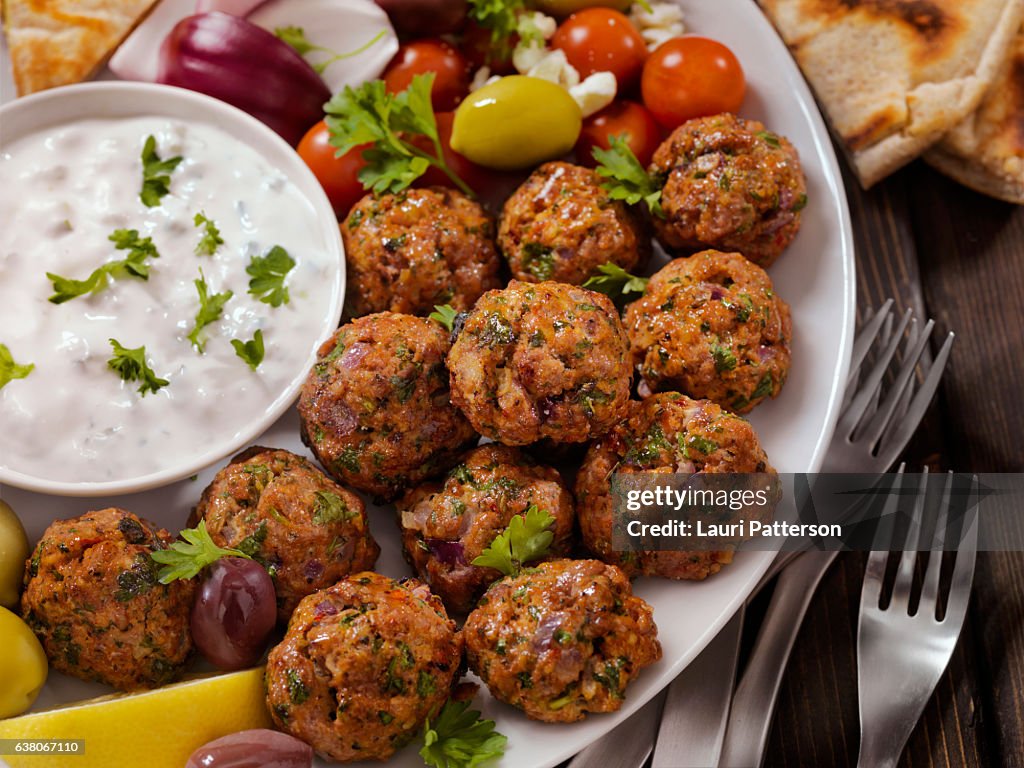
{"left": 925, "top": 24, "right": 1024, "bottom": 203}
{"left": 759, "top": 0, "right": 1024, "bottom": 187}
{"left": 3, "top": 0, "right": 158, "bottom": 96}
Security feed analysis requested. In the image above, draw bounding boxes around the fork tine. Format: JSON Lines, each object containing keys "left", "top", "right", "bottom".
{"left": 891, "top": 468, "right": 928, "bottom": 610}
{"left": 920, "top": 472, "right": 954, "bottom": 614}
{"left": 846, "top": 300, "right": 894, "bottom": 390}
{"left": 942, "top": 476, "right": 980, "bottom": 626}
{"left": 860, "top": 320, "right": 935, "bottom": 448}
{"left": 862, "top": 465, "right": 906, "bottom": 608}
{"left": 836, "top": 308, "right": 913, "bottom": 439}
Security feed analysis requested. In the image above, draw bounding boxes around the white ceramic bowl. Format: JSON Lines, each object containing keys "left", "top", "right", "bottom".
{"left": 0, "top": 82, "right": 345, "bottom": 497}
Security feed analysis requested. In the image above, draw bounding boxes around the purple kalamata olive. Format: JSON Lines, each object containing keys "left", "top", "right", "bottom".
{"left": 185, "top": 729, "right": 313, "bottom": 768}
{"left": 374, "top": 0, "right": 466, "bottom": 36}
{"left": 191, "top": 557, "right": 276, "bottom": 670}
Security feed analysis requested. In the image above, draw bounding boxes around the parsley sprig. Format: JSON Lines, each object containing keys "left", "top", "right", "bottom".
{"left": 582, "top": 263, "right": 649, "bottom": 304}
{"left": 429, "top": 304, "right": 459, "bottom": 332}
{"left": 47, "top": 229, "right": 160, "bottom": 304}
{"left": 0, "top": 343, "right": 34, "bottom": 390}
{"left": 471, "top": 505, "right": 556, "bottom": 578}
{"left": 140, "top": 135, "right": 182, "bottom": 208}
{"left": 246, "top": 246, "right": 295, "bottom": 307}
{"left": 593, "top": 135, "right": 664, "bottom": 217}
{"left": 420, "top": 699, "right": 508, "bottom": 768}
{"left": 468, "top": 0, "right": 526, "bottom": 62}
{"left": 107, "top": 339, "right": 169, "bottom": 396}
{"left": 231, "top": 329, "right": 265, "bottom": 371}
{"left": 193, "top": 212, "right": 224, "bottom": 256}
{"left": 188, "top": 269, "right": 233, "bottom": 352}
{"left": 325, "top": 74, "right": 474, "bottom": 198}
{"left": 150, "top": 520, "right": 251, "bottom": 584}
{"left": 276, "top": 25, "right": 388, "bottom": 75}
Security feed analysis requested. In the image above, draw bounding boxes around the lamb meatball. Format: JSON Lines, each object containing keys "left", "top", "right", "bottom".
{"left": 575, "top": 393, "right": 775, "bottom": 580}
{"left": 299, "top": 312, "right": 477, "bottom": 501}
{"left": 650, "top": 113, "right": 807, "bottom": 266}
{"left": 266, "top": 572, "right": 461, "bottom": 762}
{"left": 624, "top": 250, "right": 792, "bottom": 414}
{"left": 189, "top": 447, "right": 379, "bottom": 621}
{"left": 448, "top": 281, "right": 632, "bottom": 445}
{"left": 464, "top": 559, "right": 660, "bottom": 723}
{"left": 342, "top": 187, "right": 503, "bottom": 317}
{"left": 398, "top": 444, "right": 575, "bottom": 614}
{"left": 21, "top": 508, "right": 194, "bottom": 691}
{"left": 498, "top": 162, "right": 650, "bottom": 285}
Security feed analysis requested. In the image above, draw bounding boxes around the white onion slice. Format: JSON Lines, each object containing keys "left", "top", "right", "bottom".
{"left": 195, "top": 0, "right": 268, "bottom": 12}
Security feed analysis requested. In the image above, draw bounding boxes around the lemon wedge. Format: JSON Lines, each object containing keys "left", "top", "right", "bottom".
{"left": 0, "top": 667, "right": 271, "bottom": 768}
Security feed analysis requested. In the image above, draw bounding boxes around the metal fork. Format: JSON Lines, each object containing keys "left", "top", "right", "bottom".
{"left": 856, "top": 470, "right": 979, "bottom": 768}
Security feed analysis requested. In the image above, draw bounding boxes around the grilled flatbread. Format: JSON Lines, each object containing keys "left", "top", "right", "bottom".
{"left": 925, "top": 24, "right": 1024, "bottom": 204}
{"left": 759, "top": 0, "right": 1024, "bottom": 187}
{"left": 3, "top": 0, "right": 158, "bottom": 96}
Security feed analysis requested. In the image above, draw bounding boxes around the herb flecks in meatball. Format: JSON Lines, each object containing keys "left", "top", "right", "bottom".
{"left": 499, "top": 162, "right": 650, "bottom": 285}
{"left": 299, "top": 312, "right": 477, "bottom": 501}
{"left": 21, "top": 508, "right": 194, "bottom": 691}
{"left": 342, "top": 187, "right": 502, "bottom": 317}
{"left": 464, "top": 559, "right": 661, "bottom": 723}
{"left": 448, "top": 281, "right": 632, "bottom": 445}
{"left": 651, "top": 113, "right": 807, "bottom": 266}
{"left": 625, "top": 250, "right": 792, "bottom": 413}
{"left": 266, "top": 572, "right": 461, "bottom": 762}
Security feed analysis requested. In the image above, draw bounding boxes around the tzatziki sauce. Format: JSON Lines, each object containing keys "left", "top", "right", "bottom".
{"left": 0, "top": 116, "right": 337, "bottom": 483}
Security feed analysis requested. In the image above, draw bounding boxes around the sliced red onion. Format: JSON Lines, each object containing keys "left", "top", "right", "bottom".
{"left": 426, "top": 538, "right": 466, "bottom": 566}
{"left": 303, "top": 559, "right": 325, "bottom": 581}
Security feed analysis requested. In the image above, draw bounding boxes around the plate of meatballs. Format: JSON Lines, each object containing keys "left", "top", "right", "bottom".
{"left": 1, "top": 0, "right": 855, "bottom": 766}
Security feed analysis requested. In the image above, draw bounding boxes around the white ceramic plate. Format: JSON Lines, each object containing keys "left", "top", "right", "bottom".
{"left": 0, "top": 0, "right": 855, "bottom": 765}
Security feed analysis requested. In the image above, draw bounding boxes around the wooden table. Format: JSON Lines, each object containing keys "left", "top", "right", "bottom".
{"left": 762, "top": 159, "right": 1024, "bottom": 767}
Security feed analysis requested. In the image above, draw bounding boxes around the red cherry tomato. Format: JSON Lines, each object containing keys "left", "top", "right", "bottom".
{"left": 551, "top": 8, "right": 647, "bottom": 88}
{"left": 576, "top": 100, "right": 663, "bottom": 168}
{"left": 641, "top": 36, "right": 745, "bottom": 129}
{"left": 462, "top": 21, "right": 517, "bottom": 74}
{"left": 297, "top": 120, "right": 369, "bottom": 219}
{"left": 414, "top": 112, "right": 500, "bottom": 197}
{"left": 383, "top": 39, "right": 470, "bottom": 112}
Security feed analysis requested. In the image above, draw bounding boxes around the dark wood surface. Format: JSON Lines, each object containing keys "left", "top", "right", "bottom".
{"left": 762, "top": 160, "right": 1024, "bottom": 768}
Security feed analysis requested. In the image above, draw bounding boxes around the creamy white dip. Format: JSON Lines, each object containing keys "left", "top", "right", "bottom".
{"left": 0, "top": 117, "right": 336, "bottom": 483}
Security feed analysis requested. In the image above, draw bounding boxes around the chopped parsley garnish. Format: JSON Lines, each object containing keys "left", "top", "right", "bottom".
{"left": 430, "top": 304, "right": 459, "bottom": 332}
{"left": 592, "top": 135, "right": 663, "bottom": 217}
{"left": 420, "top": 699, "right": 508, "bottom": 768}
{"left": 793, "top": 193, "right": 809, "bottom": 211}
{"left": 681, "top": 433, "right": 718, "bottom": 458}
{"left": 286, "top": 669, "right": 309, "bottom": 704}
{"left": 472, "top": 505, "right": 556, "bottom": 578}
{"left": 312, "top": 491, "right": 353, "bottom": 525}
{"left": 752, "top": 372, "right": 775, "bottom": 401}
{"left": 246, "top": 246, "right": 295, "bottom": 307}
{"left": 187, "top": 268, "right": 233, "bottom": 352}
{"left": 522, "top": 242, "right": 555, "bottom": 281}
{"left": 467, "top": 0, "right": 527, "bottom": 62}
{"left": 150, "top": 520, "right": 251, "bottom": 583}
{"left": 231, "top": 329, "right": 265, "bottom": 371}
{"left": 107, "top": 338, "right": 169, "bottom": 396}
{"left": 0, "top": 343, "right": 34, "bottom": 390}
{"left": 139, "top": 135, "right": 182, "bottom": 207}
{"left": 756, "top": 130, "right": 781, "bottom": 148}
{"left": 582, "top": 262, "right": 649, "bottom": 303}
{"left": 193, "top": 212, "right": 224, "bottom": 256}
{"left": 710, "top": 341, "right": 738, "bottom": 372}
{"left": 47, "top": 229, "right": 159, "bottom": 304}
{"left": 275, "top": 25, "right": 387, "bottom": 75}
{"left": 114, "top": 555, "right": 160, "bottom": 602}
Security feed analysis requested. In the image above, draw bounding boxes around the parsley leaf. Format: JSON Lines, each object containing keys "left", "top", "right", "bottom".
{"left": 150, "top": 520, "right": 250, "bottom": 584}
{"left": 420, "top": 699, "right": 507, "bottom": 768}
{"left": 582, "top": 263, "right": 649, "bottom": 303}
{"left": 592, "top": 135, "right": 664, "bottom": 217}
{"left": 467, "top": 0, "right": 526, "bottom": 62}
{"left": 0, "top": 343, "right": 34, "bottom": 390}
{"left": 231, "top": 329, "right": 265, "bottom": 371}
{"left": 107, "top": 338, "right": 169, "bottom": 396}
{"left": 246, "top": 246, "right": 295, "bottom": 307}
{"left": 193, "top": 212, "right": 224, "bottom": 256}
{"left": 187, "top": 268, "right": 233, "bottom": 352}
{"left": 430, "top": 304, "right": 459, "bottom": 332}
{"left": 139, "top": 135, "right": 183, "bottom": 207}
{"left": 47, "top": 229, "right": 160, "bottom": 304}
{"left": 471, "top": 505, "right": 555, "bottom": 578}
{"left": 276, "top": 25, "right": 388, "bottom": 75}
{"left": 325, "top": 74, "right": 474, "bottom": 197}
{"left": 312, "top": 490, "right": 354, "bottom": 525}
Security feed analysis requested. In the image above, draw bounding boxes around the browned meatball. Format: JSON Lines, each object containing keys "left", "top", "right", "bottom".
{"left": 575, "top": 393, "right": 775, "bottom": 579}
{"left": 298, "top": 312, "right": 477, "bottom": 501}
{"left": 498, "top": 162, "right": 650, "bottom": 285}
{"left": 650, "top": 113, "right": 807, "bottom": 266}
{"left": 398, "top": 444, "right": 575, "bottom": 614}
{"left": 624, "top": 251, "right": 792, "bottom": 414}
{"left": 448, "top": 281, "right": 632, "bottom": 445}
{"left": 189, "top": 447, "right": 379, "bottom": 621}
{"left": 266, "top": 572, "right": 462, "bottom": 762}
{"left": 464, "top": 559, "right": 661, "bottom": 723}
{"left": 21, "top": 509, "right": 194, "bottom": 691}
{"left": 342, "top": 188, "right": 503, "bottom": 317}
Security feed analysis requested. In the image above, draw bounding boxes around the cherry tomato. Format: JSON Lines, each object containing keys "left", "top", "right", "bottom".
{"left": 641, "top": 36, "right": 746, "bottom": 129}
{"left": 576, "top": 100, "right": 663, "bottom": 168}
{"left": 297, "top": 120, "right": 369, "bottom": 219}
{"left": 462, "top": 20, "right": 517, "bottom": 74}
{"left": 551, "top": 8, "right": 647, "bottom": 88}
{"left": 383, "top": 39, "right": 470, "bottom": 112}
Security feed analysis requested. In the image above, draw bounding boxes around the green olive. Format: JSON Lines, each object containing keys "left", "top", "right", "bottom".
{"left": 451, "top": 76, "right": 582, "bottom": 171}
{"left": 0, "top": 499, "right": 29, "bottom": 609}
{"left": 0, "top": 606, "right": 47, "bottom": 718}
{"left": 532, "top": 0, "right": 632, "bottom": 17}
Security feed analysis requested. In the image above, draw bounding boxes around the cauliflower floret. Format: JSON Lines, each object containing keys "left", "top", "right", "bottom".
{"left": 629, "top": 1, "right": 686, "bottom": 50}
{"left": 570, "top": 71, "right": 617, "bottom": 118}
